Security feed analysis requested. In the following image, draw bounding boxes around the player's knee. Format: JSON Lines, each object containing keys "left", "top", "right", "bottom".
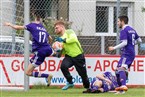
{"left": 115, "top": 67, "right": 126, "bottom": 75}
{"left": 25, "top": 71, "right": 32, "bottom": 76}
{"left": 118, "top": 67, "right": 126, "bottom": 71}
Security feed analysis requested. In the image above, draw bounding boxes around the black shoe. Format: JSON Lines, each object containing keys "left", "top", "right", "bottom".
{"left": 91, "top": 90, "right": 101, "bottom": 93}
{"left": 82, "top": 89, "right": 92, "bottom": 93}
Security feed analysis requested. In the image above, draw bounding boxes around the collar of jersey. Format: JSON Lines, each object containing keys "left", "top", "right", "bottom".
{"left": 122, "top": 24, "right": 129, "bottom": 30}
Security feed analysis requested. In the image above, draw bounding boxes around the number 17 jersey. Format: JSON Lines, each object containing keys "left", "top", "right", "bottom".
{"left": 25, "top": 23, "right": 50, "bottom": 52}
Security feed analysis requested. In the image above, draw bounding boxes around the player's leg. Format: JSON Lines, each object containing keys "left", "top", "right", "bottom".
{"left": 61, "top": 55, "right": 74, "bottom": 90}
{"left": 115, "top": 56, "right": 133, "bottom": 91}
{"left": 125, "top": 70, "right": 129, "bottom": 83}
{"left": 115, "top": 69, "right": 122, "bottom": 87}
{"left": 25, "top": 64, "right": 35, "bottom": 76}
{"left": 25, "top": 63, "right": 52, "bottom": 80}
{"left": 73, "top": 54, "right": 90, "bottom": 92}
{"left": 115, "top": 67, "right": 128, "bottom": 91}
{"left": 27, "top": 49, "right": 53, "bottom": 86}
{"left": 39, "top": 47, "right": 53, "bottom": 86}
{"left": 115, "top": 57, "right": 124, "bottom": 87}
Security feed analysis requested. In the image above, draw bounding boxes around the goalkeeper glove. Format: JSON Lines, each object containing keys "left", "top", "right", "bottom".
{"left": 52, "top": 50, "right": 62, "bottom": 58}
{"left": 55, "top": 37, "right": 66, "bottom": 43}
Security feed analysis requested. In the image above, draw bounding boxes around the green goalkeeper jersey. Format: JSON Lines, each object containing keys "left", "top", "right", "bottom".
{"left": 61, "top": 29, "right": 83, "bottom": 57}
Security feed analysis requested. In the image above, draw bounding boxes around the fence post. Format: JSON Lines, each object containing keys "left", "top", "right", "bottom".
{"left": 101, "top": 36, "right": 105, "bottom": 55}
{"left": 116, "top": 0, "right": 120, "bottom": 55}
{"left": 24, "top": 0, "right": 30, "bottom": 91}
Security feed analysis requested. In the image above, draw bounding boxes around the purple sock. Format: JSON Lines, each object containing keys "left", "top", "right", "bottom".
{"left": 119, "top": 71, "right": 126, "bottom": 86}
{"left": 32, "top": 72, "right": 48, "bottom": 78}
{"left": 116, "top": 74, "right": 121, "bottom": 86}
{"left": 32, "top": 72, "right": 39, "bottom": 77}
{"left": 41, "top": 73, "right": 48, "bottom": 78}
{"left": 115, "top": 71, "right": 121, "bottom": 86}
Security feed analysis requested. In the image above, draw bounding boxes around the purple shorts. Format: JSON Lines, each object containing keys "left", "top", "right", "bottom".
{"left": 30, "top": 46, "right": 53, "bottom": 67}
{"left": 117, "top": 54, "right": 135, "bottom": 69}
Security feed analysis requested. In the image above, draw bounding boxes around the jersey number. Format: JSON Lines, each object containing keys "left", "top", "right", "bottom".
{"left": 39, "top": 31, "right": 46, "bottom": 43}
{"left": 132, "top": 34, "right": 135, "bottom": 45}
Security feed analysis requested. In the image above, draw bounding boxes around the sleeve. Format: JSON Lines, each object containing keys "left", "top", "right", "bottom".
{"left": 103, "top": 72, "right": 111, "bottom": 77}
{"left": 120, "top": 30, "right": 127, "bottom": 41}
{"left": 65, "top": 30, "right": 78, "bottom": 43}
{"left": 113, "top": 40, "right": 127, "bottom": 49}
{"left": 134, "top": 31, "right": 139, "bottom": 40}
{"left": 24, "top": 23, "right": 32, "bottom": 31}
{"left": 134, "top": 31, "right": 142, "bottom": 44}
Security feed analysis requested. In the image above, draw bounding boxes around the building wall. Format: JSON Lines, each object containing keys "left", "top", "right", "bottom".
{"left": 133, "top": 1, "right": 145, "bottom": 36}
{"left": 0, "top": 0, "right": 14, "bottom": 36}
{"left": 69, "top": 0, "right": 145, "bottom": 36}
{"left": 69, "top": 0, "right": 96, "bottom": 36}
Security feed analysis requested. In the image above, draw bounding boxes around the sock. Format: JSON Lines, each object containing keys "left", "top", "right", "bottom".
{"left": 119, "top": 71, "right": 126, "bottom": 86}
{"left": 115, "top": 71, "right": 121, "bottom": 86}
{"left": 32, "top": 72, "right": 39, "bottom": 77}
{"left": 32, "top": 72, "right": 48, "bottom": 78}
{"left": 41, "top": 73, "right": 48, "bottom": 78}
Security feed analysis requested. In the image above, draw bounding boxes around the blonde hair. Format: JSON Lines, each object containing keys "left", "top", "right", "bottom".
{"left": 54, "top": 21, "right": 65, "bottom": 27}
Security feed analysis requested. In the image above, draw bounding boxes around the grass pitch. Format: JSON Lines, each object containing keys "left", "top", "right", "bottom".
{"left": 0, "top": 87, "right": 145, "bottom": 97}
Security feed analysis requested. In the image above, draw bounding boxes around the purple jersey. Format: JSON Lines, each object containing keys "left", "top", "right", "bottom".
{"left": 90, "top": 72, "right": 118, "bottom": 92}
{"left": 102, "top": 72, "right": 118, "bottom": 91}
{"left": 25, "top": 23, "right": 50, "bottom": 52}
{"left": 118, "top": 25, "right": 139, "bottom": 68}
{"left": 120, "top": 25, "right": 139, "bottom": 56}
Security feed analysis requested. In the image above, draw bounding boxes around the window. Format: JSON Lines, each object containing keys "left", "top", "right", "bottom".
{"left": 96, "top": 2, "right": 132, "bottom": 36}
{"left": 114, "top": 7, "right": 128, "bottom": 33}
{"left": 96, "top": 6, "right": 108, "bottom": 32}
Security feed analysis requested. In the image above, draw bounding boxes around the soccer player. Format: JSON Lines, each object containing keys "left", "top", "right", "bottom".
{"left": 109, "top": 15, "right": 142, "bottom": 93}
{"left": 86, "top": 71, "right": 118, "bottom": 93}
{"left": 54, "top": 21, "right": 90, "bottom": 92}
{"left": 4, "top": 12, "right": 53, "bottom": 86}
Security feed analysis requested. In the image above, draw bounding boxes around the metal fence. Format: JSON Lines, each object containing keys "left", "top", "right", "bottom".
{"left": 1, "top": 0, "right": 145, "bottom": 55}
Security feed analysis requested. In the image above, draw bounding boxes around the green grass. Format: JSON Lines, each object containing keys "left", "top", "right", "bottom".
{"left": 0, "top": 87, "right": 145, "bottom": 97}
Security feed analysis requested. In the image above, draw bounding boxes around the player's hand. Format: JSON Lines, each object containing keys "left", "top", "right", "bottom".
{"left": 4, "top": 22, "right": 11, "bottom": 26}
{"left": 55, "top": 37, "right": 65, "bottom": 43}
{"left": 52, "top": 51, "right": 62, "bottom": 58}
{"left": 108, "top": 46, "right": 114, "bottom": 51}
{"left": 105, "top": 78, "right": 112, "bottom": 85}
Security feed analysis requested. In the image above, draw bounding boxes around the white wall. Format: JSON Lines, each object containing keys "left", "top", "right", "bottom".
{"left": 133, "top": 1, "right": 145, "bottom": 36}
{"left": 0, "top": 0, "right": 15, "bottom": 36}
{"left": 69, "top": 0, "right": 145, "bottom": 36}
{"left": 69, "top": 0, "right": 96, "bottom": 36}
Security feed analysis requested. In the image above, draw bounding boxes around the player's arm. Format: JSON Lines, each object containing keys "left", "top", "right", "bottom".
{"left": 109, "top": 40, "right": 127, "bottom": 51}
{"left": 48, "top": 35, "right": 53, "bottom": 44}
{"left": 4, "top": 22, "right": 25, "bottom": 30}
{"left": 52, "top": 50, "right": 63, "bottom": 58}
{"left": 64, "top": 32, "right": 78, "bottom": 43}
{"left": 96, "top": 74, "right": 112, "bottom": 84}
{"left": 98, "top": 88, "right": 104, "bottom": 93}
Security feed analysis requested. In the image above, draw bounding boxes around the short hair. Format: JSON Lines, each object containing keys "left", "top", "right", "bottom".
{"left": 118, "top": 15, "right": 129, "bottom": 24}
{"left": 54, "top": 21, "right": 65, "bottom": 27}
{"left": 34, "top": 11, "right": 41, "bottom": 18}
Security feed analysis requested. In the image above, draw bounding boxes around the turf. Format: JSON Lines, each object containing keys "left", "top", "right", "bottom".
{"left": 0, "top": 88, "right": 145, "bottom": 97}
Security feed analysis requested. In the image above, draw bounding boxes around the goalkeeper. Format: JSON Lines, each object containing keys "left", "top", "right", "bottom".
{"left": 4, "top": 11, "right": 53, "bottom": 86}
{"left": 54, "top": 21, "right": 90, "bottom": 93}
